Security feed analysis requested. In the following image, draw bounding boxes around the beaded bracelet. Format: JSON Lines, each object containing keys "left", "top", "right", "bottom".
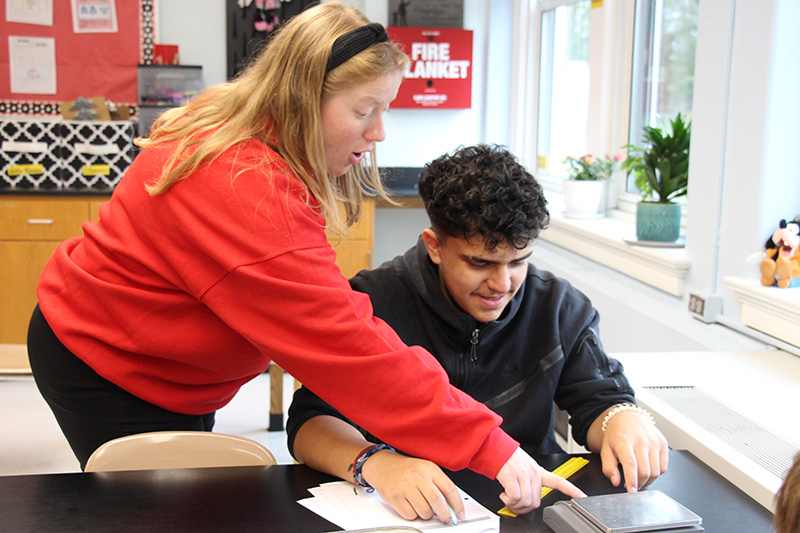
{"left": 347, "top": 443, "right": 395, "bottom": 493}
{"left": 601, "top": 403, "right": 655, "bottom": 432}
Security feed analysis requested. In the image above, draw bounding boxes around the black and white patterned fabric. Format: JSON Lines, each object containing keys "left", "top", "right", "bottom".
{"left": 58, "top": 121, "right": 136, "bottom": 192}
{"left": 1, "top": 118, "right": 136, "bottom": 192}
{"left": 0, "top": 118, "right": 62, "bottom": 191}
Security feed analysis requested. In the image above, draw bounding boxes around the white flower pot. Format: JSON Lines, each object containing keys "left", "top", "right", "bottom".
{"left": 563, "top": 180, "right": 605, "bottom": 218}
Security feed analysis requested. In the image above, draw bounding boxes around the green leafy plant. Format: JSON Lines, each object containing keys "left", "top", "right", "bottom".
{"left": 563, "top": 154, "right": 622, "bottom": 181}
{"left": 622, "top": 113, "right": 691, "bottom": 203}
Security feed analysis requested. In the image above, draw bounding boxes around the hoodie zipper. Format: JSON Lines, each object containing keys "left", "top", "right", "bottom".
{"left": 455, "top": 325, "right": 482, "bottom": 387}
{"left": 468, "top": 328, "right": 480, "bottom": 367}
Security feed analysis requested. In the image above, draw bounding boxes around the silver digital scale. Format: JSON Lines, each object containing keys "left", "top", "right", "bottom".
{"left": 543, "top": 490, "right": 703, "bottom": 533}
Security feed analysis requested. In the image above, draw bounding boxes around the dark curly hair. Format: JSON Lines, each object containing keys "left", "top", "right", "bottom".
{"left": 418, "top": 144, "right": 549, "bottom": 251}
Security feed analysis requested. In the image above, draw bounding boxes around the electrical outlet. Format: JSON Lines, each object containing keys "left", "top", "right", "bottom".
{"left": 688, "top": 293, "right": 705, "bottom": 315}
{"left": 688, "top": 292, "right": 722, "bottom": 323}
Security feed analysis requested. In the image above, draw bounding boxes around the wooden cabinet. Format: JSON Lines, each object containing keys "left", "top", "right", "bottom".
{"left": 325, "top": 198, "right": 374, "bottom": 279}
{"left": 0, "top": 196, "right": 99, "bottom": 344}
{"left": 0, "top": 196, "right": 374, "bottom": 346}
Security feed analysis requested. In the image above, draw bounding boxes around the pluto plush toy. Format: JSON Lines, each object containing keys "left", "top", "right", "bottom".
{"left": 760, "top": 218, "right": 800, "bottom": 288}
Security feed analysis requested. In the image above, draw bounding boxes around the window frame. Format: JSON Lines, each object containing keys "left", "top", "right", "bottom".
{"left": 515, "top": 0, "right": 673, "bottom": 215}
{"left": 511, "top": 0, "right": 800, "bottom": 355}
{"left": 510, "top": 0, "right": 691, "bottom": 297}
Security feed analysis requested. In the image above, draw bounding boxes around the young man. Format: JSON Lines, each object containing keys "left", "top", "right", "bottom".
{"left": 287, "top": 144, "right": 668, "bottom": 523}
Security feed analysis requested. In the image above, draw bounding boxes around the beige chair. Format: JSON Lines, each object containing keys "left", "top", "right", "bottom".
{"left": 84, "top": 430, "right": 276, "bottom": 472}
{"left": 0, "top": 343, "right": 31, "bottom": 375}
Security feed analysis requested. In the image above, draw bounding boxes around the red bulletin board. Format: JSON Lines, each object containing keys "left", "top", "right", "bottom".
{"left": 0, "top": 1, "right": 147, "bottom": 115}
{"left": 387, "top": 27, "right": 473, "bottom": 109}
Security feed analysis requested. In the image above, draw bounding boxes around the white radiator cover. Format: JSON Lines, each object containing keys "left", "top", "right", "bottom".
{"left": 636, "top": 385, "right": 793, "bottom": 513}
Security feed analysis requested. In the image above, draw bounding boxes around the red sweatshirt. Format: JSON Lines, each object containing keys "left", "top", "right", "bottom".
{"left": 37, "top": 139, "right": 518, "bottom": 478}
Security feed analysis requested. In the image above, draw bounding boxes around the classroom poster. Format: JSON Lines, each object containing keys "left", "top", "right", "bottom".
{"left": 71, "top": 0, "right": 118, "bottom": 33}
{"left": 387, "top": 27, "right": 473, "bottom": 109}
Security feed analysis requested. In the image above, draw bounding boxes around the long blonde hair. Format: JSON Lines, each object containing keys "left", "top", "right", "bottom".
{"left": 137, "top": 2, "right": 409, "bottom": 234}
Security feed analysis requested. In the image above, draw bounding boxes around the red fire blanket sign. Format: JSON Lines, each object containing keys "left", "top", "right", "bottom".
{"left": 387, "top": 27, "right": 473, "bottom": 109}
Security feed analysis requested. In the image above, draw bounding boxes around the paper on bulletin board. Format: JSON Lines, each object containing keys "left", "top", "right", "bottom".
{"left": 71, "top": 0, "right": 118, "bottom": 33}
{"left": 6, "top": 0, "right": 53, "bottom": 26}
{"left": 8, "top": 36, "right": 56, "bottom": 95}
{"left": 0, "top": 1, "right": 139, "bottom": 103}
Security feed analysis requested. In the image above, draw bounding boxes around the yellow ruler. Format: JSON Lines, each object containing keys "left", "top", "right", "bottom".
{"left": 498, "top": 456, "right": 590, "bottom": 517}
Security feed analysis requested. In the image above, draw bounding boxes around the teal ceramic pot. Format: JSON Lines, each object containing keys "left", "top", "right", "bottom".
{"left": 636, "top": 202, "right": 681, "bottom": 242}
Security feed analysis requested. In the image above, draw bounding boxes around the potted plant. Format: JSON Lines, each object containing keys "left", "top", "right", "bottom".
{"left": 622, "top": 113, "right": 691, "bottom": 242}
{"left": 562, "top": 154, "right": 622, "bottom": 218}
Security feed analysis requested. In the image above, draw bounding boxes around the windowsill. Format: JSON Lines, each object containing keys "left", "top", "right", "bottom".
{"left": 539, "top": 209, "right": 690, "bottom": 296}
{"left": 724, "top": 276, "right": 800, "bottom": 348}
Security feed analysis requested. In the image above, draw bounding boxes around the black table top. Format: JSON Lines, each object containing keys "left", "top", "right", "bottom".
{"left": 0, "top": 450, "right": 773, "bottom": 532}
{"left": 448, "top": 451, "right": 774, "bottom": 533}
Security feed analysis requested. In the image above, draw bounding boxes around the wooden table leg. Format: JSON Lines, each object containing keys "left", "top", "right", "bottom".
{"left": 268, "top": 364, "right": 284, "bottom": 431}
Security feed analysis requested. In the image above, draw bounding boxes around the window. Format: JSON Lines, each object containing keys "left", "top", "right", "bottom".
{"left": 516, "top": 0, "right": 698, "bottom": 295}
{"left": 515, "top": 0, "right": 799, "bottom": 351}
{"left": 535, "top": 0, "right": 591, "bottom": 179}
{"left": 627, "top": 0, "right": 698, "bottom": 194}
{"left": 528, "top": 0, "right": 698, "bottom": 203}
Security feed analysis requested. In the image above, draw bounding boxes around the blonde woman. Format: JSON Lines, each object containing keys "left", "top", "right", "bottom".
{"left": 27, "top": 2, "right": 582, "bottom": 523}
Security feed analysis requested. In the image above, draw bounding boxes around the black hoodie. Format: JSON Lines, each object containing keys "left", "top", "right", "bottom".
{"left": 287, "top": 237, "right": 635, "bottom": 458}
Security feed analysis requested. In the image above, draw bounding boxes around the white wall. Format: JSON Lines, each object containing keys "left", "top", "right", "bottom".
{"left": 685, "top": 0, "right": 800, "bottom": 325}
{"left": 359, "top": 0, "right": 513, "bottom": 166}
{"left": 155, "top": 0, "right": 227, "bottom": 86}
{"left": 373, "top": 207, "right": 427, "bottom": 266}
{"left": 156, "top": 0, "right": 512, "bottom": 162}
{"left": 353, "top": 0, "right": 517, "bottom": 267}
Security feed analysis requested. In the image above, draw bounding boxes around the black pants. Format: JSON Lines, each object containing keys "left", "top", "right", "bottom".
{"left": 27, "top": 304, "right": 215, "bottom": 470}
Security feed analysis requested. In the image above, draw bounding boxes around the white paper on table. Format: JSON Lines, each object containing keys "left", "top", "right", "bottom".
{"left": 298, "top": 481, "right": 499, "bottom": 532}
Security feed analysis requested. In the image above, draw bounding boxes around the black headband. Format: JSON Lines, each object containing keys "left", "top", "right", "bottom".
{"left": 326, "top": 22, "right": 390, "bottom": 73}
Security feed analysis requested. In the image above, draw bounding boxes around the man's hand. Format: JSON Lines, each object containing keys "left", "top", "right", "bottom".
{"left": 495, "top": 447, "right": 586, "bottom": 514}
{"left": 597, "top": 410, "right": 669, "bottom": 491}
{"left": 362, "top": 451, "right": 463, "bottom": 524}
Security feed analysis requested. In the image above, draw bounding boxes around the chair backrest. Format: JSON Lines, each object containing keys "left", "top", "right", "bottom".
{"left": 84, "top": 431, "right": 276, "bottom": 472}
